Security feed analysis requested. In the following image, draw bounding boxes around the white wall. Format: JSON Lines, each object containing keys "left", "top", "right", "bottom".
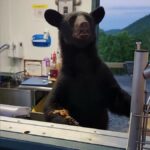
{"left": 0, "top": 0, "right": 92, "bottom": 73}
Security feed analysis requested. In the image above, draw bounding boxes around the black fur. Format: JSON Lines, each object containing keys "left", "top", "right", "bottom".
{"left": 44, "top": 7, "right": 131, "bottom": 130}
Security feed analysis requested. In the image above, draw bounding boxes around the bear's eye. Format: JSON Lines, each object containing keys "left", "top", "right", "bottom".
{"left": 68, "top": 15, "right": 77, "bottom": 27}
{"left": 84, "top": 15, "right": 93, "bottom": 25}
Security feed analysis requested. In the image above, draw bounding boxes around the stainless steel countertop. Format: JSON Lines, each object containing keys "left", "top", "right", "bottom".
{"left": 19, "top": 85, "right": 52, "bottom": 91}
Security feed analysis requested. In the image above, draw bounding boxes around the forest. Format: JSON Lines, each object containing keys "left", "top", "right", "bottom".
{"left": 98, "top": 14, "right": 150, "bottom": 62}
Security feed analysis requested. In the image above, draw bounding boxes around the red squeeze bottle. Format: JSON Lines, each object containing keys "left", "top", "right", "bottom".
{"left": 50, "top": 51, "right": 58, "bottom": 78}
{"left": 53, "top": 51, "right": 56, "bottom": 63}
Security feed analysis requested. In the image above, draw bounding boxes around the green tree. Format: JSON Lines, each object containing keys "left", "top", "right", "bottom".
{"left": 98, "top": 30, "right": 136, "bottom": 62}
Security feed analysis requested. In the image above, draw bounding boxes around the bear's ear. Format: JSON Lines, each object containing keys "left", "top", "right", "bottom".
{"left": 44, "top": 9, "right": 63, "bottom": 28}
{"left": 90, "top": 7, "right": 105, "bottom": 24}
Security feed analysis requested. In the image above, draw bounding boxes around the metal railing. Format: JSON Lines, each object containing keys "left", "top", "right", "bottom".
{"left": 127, "top": 42, "right": 150, "bottom": 150}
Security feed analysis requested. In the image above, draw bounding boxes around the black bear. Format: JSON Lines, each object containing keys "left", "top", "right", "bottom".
{"left": 44, "top": 7, "right": 131, "bottom": 129}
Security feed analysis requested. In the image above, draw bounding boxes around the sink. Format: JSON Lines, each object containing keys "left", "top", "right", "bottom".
{"left": 0, "top": 81, "right": 20, "bottom": 88}
{"left": 0, "top": 74, "right": 21, "bottom": 88}
{"left": 0, "top": 87, "right": 33, "bottom": 107}
{"left": 0, "top": 73, "right": 32, "bottom": 106}
{"left": 0, "top": 74, "right": 51, "bottom": 109}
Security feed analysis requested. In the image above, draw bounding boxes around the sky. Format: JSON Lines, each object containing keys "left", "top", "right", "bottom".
{"left": 100, "top": 0, "right": 150, "bottom": 31}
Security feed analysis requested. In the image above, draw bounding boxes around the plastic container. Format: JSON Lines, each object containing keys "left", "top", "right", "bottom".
{"left": 42, "top": 57, "right": 50, "bottom": 76}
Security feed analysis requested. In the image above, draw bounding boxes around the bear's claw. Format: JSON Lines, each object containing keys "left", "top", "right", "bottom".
{"left": 47, "top": 109, "right": 79, "bottom": 126}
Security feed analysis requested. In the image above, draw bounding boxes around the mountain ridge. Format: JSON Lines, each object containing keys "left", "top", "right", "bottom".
{"left": 105, "top": 14, "right": 150, "bottom": 36}
{"left": 104, "top": 14, "right": 150, "bottom": 50}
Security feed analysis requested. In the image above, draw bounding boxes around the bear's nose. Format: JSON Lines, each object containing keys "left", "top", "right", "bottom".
{"left": 79, "top": 22, "right": 90, "bottom": 33}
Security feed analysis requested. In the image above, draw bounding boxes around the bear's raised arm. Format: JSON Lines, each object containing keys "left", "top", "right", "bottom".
{"left": 99, "top": 62, "right": 131, "bottom": 117}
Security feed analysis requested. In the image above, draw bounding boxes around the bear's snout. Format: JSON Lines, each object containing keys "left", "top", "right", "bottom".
{"left": 73, "top": 15, "right": 90, "bottom": 40}
{"left": 78, "top": 21, "right": 90, "bottom": 39}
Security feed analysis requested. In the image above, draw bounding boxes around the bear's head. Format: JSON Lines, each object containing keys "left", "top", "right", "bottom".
{"left": 44, "top": 7, "right": 105, "bottom": 48}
